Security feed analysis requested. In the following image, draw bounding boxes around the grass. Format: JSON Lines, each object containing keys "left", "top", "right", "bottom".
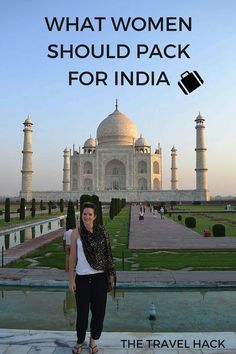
{"left": 169, "top": 212, "right": 236, "bottom": 236}
{"left": 173, "top": 203, "right": 236, "bottom": 211}
{"left": 135, "top": 250, "right": 236, "bottom": 271}
{"left": 8, "top": 205, "right": 236, "bottom": 271}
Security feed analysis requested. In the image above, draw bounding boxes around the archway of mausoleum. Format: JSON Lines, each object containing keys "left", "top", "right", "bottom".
{"left": 105, "top": 159, "right": 126, "bottom": 190}
{"left": 138, "top": 177, "right": 147, "bottom": 190}
{"left": 153, "top": 178, "right": 160, "bottom": 190}
{"left": 83, "top": 161, "right": 93, "bottom": 174}
{"left": 72, "top": 178, "right": 78, "bottom": 190}
{"left": 138, "top": 160, "right": 147, "bottom": 174}
{"left": 153, "top": 161, "right": 159, "bottom": 174}
{"left": 84, "top": 178, "right": 93, "bottom": 191}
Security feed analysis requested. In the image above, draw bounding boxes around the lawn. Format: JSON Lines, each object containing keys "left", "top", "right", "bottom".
{"left": 8, "top": 205, "right": 236, "bottom": 271}
{"left": 169, "top": 212, "right": 236, "bottom": 236}
{"left": 172, "top": 203, "right": 235, "bottom": 211}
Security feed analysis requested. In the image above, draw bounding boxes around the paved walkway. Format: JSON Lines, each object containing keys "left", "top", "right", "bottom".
{"left": 0, "top": 330, "right": 235, "bottom": 354}
{"left": 129, "top": 206, "right": 236, "bottom": 249}
{"left": 0, "top": 268, "right": 236, "bottom": 287}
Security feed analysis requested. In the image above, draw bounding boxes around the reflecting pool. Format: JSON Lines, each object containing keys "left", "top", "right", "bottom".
{"left": 0, "top": 218, "right": 65, "bottom": 251}
{"left": 0, "top": 287, "right": 235, "bottom": 332}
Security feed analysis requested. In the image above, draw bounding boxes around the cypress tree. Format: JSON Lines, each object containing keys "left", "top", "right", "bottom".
{"left": 66, "top": 200, "right": 76, "bottom": 231}
{"left": 114, "top": 198, "right": 119, "bottom": 216}
{"left": 121, "top": 198, "right": 126, "bottom": 208}
{"left": 5, "top": 198, "right": 10, "bottom": 223}
{"left": 31, "top": 198, "right": 36, "bottom": 218}
{"left": 109, "top": 199, "right": 113, "bottom": 219}
{"left": 48, "top": 201, "right": 52, "bottom": 215}
{"left": 19, "top": 198, "right": 25, "bottom": 220}
{"left": 40, "top": 200, "right": 44, "bottom": 212}
{"left": 109, "top": 198, "right": 115, "bottom": 220}
{"left": 118, "top": 198, "right": 122, "bottom": 214}
{"left": 59, "top": 198, "right": 64, "bottom": 213}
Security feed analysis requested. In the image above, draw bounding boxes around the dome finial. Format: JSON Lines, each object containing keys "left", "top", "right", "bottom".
{"left": 115, "top": 98, "right": 118, "bottom": 110}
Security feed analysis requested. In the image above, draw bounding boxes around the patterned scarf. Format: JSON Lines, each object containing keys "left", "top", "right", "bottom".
{"left": 79, "top": 223, "right": 109, "bottom": 272}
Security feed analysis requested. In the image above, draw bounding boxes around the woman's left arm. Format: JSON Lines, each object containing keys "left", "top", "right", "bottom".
{"left": 103, "top": 228, "right": 116, "bottom": 278}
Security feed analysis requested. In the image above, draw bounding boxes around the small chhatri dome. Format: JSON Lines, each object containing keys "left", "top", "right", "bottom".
{"left": 171, "top": 146, "right": 177, "bottom": 152}
{"left": 195, "top": 112, "right": 205, "bottom": 121}
{"left": 83, "top": 137, "right": 96, "bottom": 148}
{"left": 23, "top": 115, "right": 33, "bottom": 126}
{"left": 135, "top": 134, "right": 149, "bottom": 147}
{"left": 97, "top": 101, "right": 138, "bottom": 146}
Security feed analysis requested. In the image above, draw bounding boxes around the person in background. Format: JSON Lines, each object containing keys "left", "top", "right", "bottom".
{"left": 139, "top": 209, "right": 145, "bottom": 223}
{"left": 69, "top": 202, "right": 116, "bottom": 354}
{"left": 160, "top": 206, "right": 165, "bottom": 220}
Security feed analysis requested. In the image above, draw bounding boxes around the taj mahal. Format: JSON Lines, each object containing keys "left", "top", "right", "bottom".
{"left": 20, "top": 102, "right": 210, "bottom": 202}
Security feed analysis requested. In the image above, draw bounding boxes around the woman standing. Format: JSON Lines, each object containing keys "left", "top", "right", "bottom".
{"left": 69, "top": 203, "right": 116, "bottom": 354}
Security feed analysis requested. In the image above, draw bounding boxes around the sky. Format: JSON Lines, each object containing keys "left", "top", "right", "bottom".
{"left": 0, "top": 0, "right": 236, "bottom": 197}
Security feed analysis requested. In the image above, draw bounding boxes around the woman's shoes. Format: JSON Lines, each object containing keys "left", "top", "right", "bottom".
{"left": 72, "top": 343, "right": 83, "bottom": 354}
{"left": 89, "top": 344, "right": 98, "bottom": 354}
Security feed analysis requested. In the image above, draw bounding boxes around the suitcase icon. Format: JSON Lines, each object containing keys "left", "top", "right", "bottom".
{"left": 178, "top": 70, "right": 204, "bottom": 94}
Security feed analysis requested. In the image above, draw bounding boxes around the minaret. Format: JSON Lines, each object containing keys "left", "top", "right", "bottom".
{"left": 21, "top": 117, "right": 33, "bottom": 201}
{"left": 171, "top": 146, "right": 178, "bottom": 190}
{"left": 63, "top": 148, "right": 71, "bottom": 191}
{"left": 195, "top": 113, "right": 208, "bottom": 190}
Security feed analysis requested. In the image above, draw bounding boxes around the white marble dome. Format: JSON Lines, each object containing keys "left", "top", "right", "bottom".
{"left": 83, "top": 137, "right": 96, "bottom": 148}
{"left": 97, "top": 106, "right": 138, "bottom": 145}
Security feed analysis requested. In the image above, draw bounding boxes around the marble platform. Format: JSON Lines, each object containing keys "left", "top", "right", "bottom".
{"left": 0, "top": 330, "right": 235, "bottom": 353}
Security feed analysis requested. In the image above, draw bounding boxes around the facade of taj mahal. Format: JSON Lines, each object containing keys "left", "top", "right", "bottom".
{"left": 20, "top": 102, "right": 210, "bottom": 202}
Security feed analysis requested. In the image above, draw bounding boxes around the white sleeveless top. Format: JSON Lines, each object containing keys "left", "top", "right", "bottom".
{"left": 76, "top": 236, "right": 103, "bottom": 275}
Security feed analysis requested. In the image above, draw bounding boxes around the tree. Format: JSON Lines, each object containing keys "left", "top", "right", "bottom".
{"left": 185, "top": 216, "right": 196, "bottom": 228}
{"left": 121, "top": 198, "right": 126, "bottom": 208}
{"left": 40, "top": 200, "right": 44, "bottom": 213}
{"left": 91, "top": 195, "right": 100, "bottom": 226}
{"left": 19, "top": 198, "right": 25, "bottom": 220}
{"left": 109, "top": 198, "right": 116, "bottom": 220}
{"left": 212, "top": 224, "right": 226, "bottom": 237}
{"left": 59, "top": 198, "right": 64, "bottom": 213}
{"left": 4, "top": 198, "right": 10, "bottom": 223}
{"left": 48, "top": 201, "right": 52, "bottom": 215}
{"left": 31, "top": 198, "right": 36, "bottom": 218}
{"left": 66, "top": 201, "right": 76, "bottom": 230}
{"left": 76, "top": 199, "right": 79, "bottom": 210}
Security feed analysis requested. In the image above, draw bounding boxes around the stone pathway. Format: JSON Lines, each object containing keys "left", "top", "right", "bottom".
{"left": 0, "top": 330, "right": 235, "bottom": 354}
{"left": 129, "top": 206, "right": 236, "bottom": 249}
{"left": 0, "top": 268, "right": 236, "bottom": 287}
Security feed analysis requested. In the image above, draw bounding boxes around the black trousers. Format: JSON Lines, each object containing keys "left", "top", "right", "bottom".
{"left": 75, "top": 272, "right": 107, "bottom": 344}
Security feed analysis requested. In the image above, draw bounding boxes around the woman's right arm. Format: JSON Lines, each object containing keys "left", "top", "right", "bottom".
{"left": 69, "top": 229, "right": 78, "bottom": 293}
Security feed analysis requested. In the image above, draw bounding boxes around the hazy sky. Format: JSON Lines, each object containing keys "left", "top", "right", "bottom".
{"left": 0, "top": 0, "right": 236, "bottom": 197}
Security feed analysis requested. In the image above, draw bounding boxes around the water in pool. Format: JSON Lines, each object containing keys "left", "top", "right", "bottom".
{"left": 0, "top": 287, "right": 235, "bottom": 332}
